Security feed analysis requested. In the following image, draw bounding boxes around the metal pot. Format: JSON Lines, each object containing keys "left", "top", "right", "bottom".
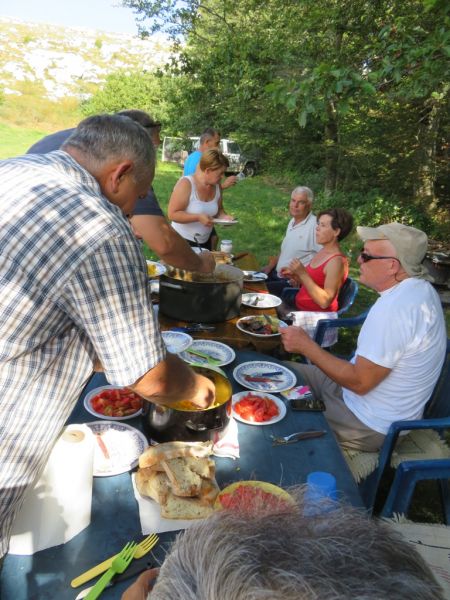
{"left": 141, "top": 366, "right": 232, "bottom": 442}
{"left": 159, "top": 264, "right": 243, "bottom": 323}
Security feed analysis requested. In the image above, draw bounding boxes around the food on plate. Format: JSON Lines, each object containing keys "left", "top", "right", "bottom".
{"left": 234, "top": 393, "right": 280, "bottom": 422}
{"left": 136, "top": 441, "right": 219, "bottom": 519}
{"left": 216, "top": 481, "right": 293, "bottom": 514}
{"left": 147, "top": 262, "right": 158, "bottom": 277}
{"left": 89, "top": 388, "right": 143, "bottom": 417}
{"left": 211, "top": 251, "right": 233, "bottom": 265}
{"left": 240, "top": 316, "right": 282, "bottom": 335}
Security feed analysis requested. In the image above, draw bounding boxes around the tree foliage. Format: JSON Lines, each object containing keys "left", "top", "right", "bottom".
{"left": 114, "top": 0, "right": 449, "bottom": 234}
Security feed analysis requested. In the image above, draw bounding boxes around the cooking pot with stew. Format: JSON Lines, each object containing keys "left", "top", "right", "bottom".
{"left": 141, "top": 365, "right": 232, "bottom": 442}
{"left": 159, "top": 264, "right": 243, "bottom": 323}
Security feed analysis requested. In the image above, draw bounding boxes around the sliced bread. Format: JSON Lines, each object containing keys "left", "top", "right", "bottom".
{"left": 135, "top": 469, "right": 170, "bottom": 505}
{"left": 161, "top": 491, "right": 215, "bottom": 520}
{"left": 162, "top": 457, "right": 202, "bottom": 497}
{"left": 184, "top": 456, "right": 215, "bottom": 479}
{"left": 139, "top": 441, "right": 213, "bottom": 469}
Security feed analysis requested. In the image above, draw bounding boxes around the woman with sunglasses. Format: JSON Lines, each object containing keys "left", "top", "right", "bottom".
{"left": 281, "top": 208, "right": 354, "bottom": 312}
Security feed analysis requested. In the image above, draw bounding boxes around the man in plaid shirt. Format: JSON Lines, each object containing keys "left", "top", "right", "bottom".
{"left": 0, "top": 114, "right": 215, "bottom": 560}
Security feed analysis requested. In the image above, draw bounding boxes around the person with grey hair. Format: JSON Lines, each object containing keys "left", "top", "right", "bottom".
{"left": 27, "top": 110, "right": 215, "bottom": 274}
{"left": 0, "top": 114, "right": 215, "bottom": 562}
{"left": 262, "top": 186, "right": 322, "bottom": 297}
{"left": 121, "top": 487, "right": 444, "bottom": 599}
{"left": 281, "top": 222, "right": 446, "bottom": 451}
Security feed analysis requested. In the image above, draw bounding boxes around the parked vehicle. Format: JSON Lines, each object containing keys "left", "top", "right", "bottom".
{"left": 162, "top": 136, "right": 258, "bottom": 177}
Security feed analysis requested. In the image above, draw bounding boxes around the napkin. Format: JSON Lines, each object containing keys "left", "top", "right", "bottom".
{"left": 212, "top": 416, "right": 240, "bottom": 459}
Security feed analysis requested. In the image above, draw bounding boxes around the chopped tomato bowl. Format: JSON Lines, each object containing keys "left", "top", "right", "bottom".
{"left": 234, "top": 393, "right": 279, "bottom": 423}
{"left": 90, "top": 388, "right": 143, "bottom": 418}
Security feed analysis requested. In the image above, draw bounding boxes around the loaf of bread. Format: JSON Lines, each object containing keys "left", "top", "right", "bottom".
{"left": 139, "top": 441, "right": 214, "bottom": 469}
{"left": 136, "top": 441, "right": 219, "bottom": 520}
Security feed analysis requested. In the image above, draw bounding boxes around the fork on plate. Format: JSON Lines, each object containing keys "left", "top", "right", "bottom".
{"left": 84, "top": 542, "right": 137, "bottom": 600}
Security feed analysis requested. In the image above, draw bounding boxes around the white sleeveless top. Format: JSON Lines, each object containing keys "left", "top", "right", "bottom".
{"left": 171, "top": 176, "right": 220, "bottom": 243}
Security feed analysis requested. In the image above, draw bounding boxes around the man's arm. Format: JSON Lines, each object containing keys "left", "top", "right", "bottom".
{"left": 280, "top": 326, "right": 391, "bottom": 394}
{"left": 130, "top": 214, "right": 215, "bottom": 272}
{"left": 129, "top": 353, "right": 215, "bottom": 409}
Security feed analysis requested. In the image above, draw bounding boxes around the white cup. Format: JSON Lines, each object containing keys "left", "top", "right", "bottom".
{"left": 220, "top": 240, "right": 233, "bottom": 253}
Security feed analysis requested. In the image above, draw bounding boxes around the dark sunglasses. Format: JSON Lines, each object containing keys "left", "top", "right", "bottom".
{"left": 359, "top": 249, "right": 400, "bottom": 263}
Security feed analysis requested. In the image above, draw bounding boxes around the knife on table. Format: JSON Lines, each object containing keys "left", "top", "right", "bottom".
{"left": 75, "top": 560, "right": 153, "bottom": 599}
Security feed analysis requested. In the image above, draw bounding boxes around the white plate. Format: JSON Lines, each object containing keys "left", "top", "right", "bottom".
{"left": 233, "top": 361, "right": 297, "bottom": 392}
{"left": 241, "top": 293, "right": 282, "bottom": 308}
{"left": 179, "top": 340, "right": 236, "bottom": 367}
{"left": 236, "top": 316, "right": 288, "bottom": 338}
{"left": 212, "top": 218, "right": 239, "bottom": 225}
{"left": 232, "top": 391, "right": 286, "bottom": 425}
{"left": 86, "top": 421, "right": 148, "bottom": 477}
{"left": 84, "top": 385, "right": 143, "bottom": 421}
{"left": 242, "top": 270, "right": 268, "bottom": 282}
{"left": 146, "top": 260, "right": 167, "bottom": 277}
{"left": 161, "top": 331, "right": 193, "bottom": 353}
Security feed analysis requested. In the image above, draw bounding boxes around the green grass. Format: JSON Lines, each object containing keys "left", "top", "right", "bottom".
{"left": 0, "top": 122, "right": 49, "bottom": 159}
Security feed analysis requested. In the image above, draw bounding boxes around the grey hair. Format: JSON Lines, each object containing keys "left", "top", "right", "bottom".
{"left": 292, "top": 186, "right": 314, "bottom": 203}
{"left": 61, "top": 114, "right": 155, "bottom": 184}
{"left": 150, "top": 486, "right": 443, "bottom": 600}
{"left": 200, "top": 127, "right": 220, "bottom": 145}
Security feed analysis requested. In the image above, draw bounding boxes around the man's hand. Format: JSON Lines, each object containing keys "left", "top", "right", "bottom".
{"left": 189, "top": 372, "right": 216, "bottom": 409}
{"left": 221, "top": 175, "right": 237, "bottom": 189}
{"left": 121, "top": 568, "right": 159, "bottom": 600}
{"left": 280, "top": 325, "right": 316, "bottom": 355}
{"left": 261, "top": 255, "right": 278, "bottom": 274}
{"left": 196, "top": 250, "right": 216, "bottom": 273}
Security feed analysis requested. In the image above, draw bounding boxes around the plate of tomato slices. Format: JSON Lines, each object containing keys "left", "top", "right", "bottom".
{"left": 215, "top": 481, "right": 294, "bottom": 513}
{"left": 231, "top": 391, "right": 286, "bottom": 425}
{"left": 84, "top": 386, "right": 143, "bottom": 421}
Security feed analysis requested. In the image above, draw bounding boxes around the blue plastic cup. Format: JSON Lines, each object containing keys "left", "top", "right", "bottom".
{"left": 304, "top": 471, "right": 338, "bottom": 515}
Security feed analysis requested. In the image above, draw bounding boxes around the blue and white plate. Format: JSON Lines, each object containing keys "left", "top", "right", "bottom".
{"left": 161, "top": 331, "right": 193, "bottom": 354}
{"left": 179, "top": 340, "right": 236, "bottom": 367}
{"left": 146, "top": 260, "right": 166, "bottom": 278}
{"left": 242, "top": 270, "right": 268, "bottom": 282}
{"left": 233, "top": 361, "right": 297, "bottom": 393}
{"left": 86, "top": 421, "right": 148, "bottom": 477}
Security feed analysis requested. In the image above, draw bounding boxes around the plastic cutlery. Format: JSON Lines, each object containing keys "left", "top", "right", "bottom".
{"left": 84, "top": 542, "right": 137, "bottom": 600}
{"left": 186, "top": 348, "right": 221, "bottom": 365}
{"left": 71, "top": 533, "right": 159, "bottom": 588}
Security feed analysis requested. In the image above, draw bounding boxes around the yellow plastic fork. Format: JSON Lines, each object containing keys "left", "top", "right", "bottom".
{"left": 84, "top": 541, "right": 137, "bottom": 600}
{"left": 71, "top": 533, "right": 159, "bottom": 588}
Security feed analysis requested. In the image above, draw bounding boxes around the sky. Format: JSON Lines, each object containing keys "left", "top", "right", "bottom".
{"left": 0, "top": 0, "right": 143, "bottom": 35}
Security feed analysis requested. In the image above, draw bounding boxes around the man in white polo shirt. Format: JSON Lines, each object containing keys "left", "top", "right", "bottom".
{"left": 281, "top": 222, "right": 446, "bottom": 451}
{"left": 262, "top": 186, "right": 321, "bottom": 296}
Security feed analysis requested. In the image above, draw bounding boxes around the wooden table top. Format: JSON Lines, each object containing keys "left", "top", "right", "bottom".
{"left": 157, "top": 253, "right": 282, "bottom": 353}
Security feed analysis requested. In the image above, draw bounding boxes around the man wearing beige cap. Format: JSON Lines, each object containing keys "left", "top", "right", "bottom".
{"left": 281, "top": 222, "right": 446, "bottom": 451}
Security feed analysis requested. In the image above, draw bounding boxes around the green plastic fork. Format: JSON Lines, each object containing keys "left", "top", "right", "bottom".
{"left": 84, "top": 541, "right": 137, "bottom": 600}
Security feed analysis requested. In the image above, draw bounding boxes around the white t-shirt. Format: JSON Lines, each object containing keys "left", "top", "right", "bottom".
{"left": 343, "top": 278, "right": 446, "bottom": 434}
{"left": 276, "top": 212, "right": 322, "bottom": 275}
{"left": 171, "top": 176, "right": 220, "bottom": 243}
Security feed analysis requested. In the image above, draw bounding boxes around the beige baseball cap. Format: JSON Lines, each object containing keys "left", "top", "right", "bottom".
{"left": 357, "top": 222, "right": 433, "bottom": 281}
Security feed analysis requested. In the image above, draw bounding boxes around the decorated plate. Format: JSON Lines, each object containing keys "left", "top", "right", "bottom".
{"left": 241, "top": 293, "right": 282, "bottom": 309}
{"left": 146, "top": 260, "right": 167, "bottom": 278}
{"left": 161, "top": 331, "right": 193, "bottom": 354}
{"left": 86, "top": 421, "right": 148, "bottom": 477}
{"left": 179, "top": 340, "right": 236, "bottom": 367}
{"left": 231, "top": 391, "right": 286, "bottom": 425}
{"left": 236, "top": 315, "right": 288, "bottom": 338}
{"left": 84, "top": 385, "right": 143, "bottom": 421}
{"left": 215, "top": 480, "right": 294, "bottom": 511}
{"left": 212, "top": 218, "right": 239, "bottom": 226}
{"left": 242, "top": 270, "right": 268, "bottom": 282}
{"left": 233, "top": 361, "right": 297, "bottom": 392}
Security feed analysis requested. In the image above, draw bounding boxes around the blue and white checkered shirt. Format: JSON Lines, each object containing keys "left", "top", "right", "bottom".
{"left": 0, "top": 150, "right": 165, "bottom": 556}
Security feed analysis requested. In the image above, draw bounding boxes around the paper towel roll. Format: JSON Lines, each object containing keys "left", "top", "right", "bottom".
{"left": 9, "top": 424, "right": 95, "bottom": 555}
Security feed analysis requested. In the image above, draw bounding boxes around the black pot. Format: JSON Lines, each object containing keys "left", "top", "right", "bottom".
{"left": 159, "top": 264, "right": 243, "bottom": 323}
{"left": 141, "top": 366, "right": 232, "bottom": 442}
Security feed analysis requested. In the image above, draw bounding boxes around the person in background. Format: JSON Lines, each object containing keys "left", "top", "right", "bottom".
{"left": 183, "top": 127, "right": 237, "bottom": 250}
{"left": 169, "top": 149, "right": 235, "bottom": 250}
{"left": 121, "top": 487, "right": 444, "bottom": 600}
{"left": 261, "top": 186, "right": 322, "bottom": 297}
{"left": 27, "top": 110, "right": 215, "bottom": 274}
{"left": 281, "top": 222, "right": 446, "bottom": 452}
{"left": 280, "top": 208, "right": 353, "bottom": 313}
{"left": 0, "top": 115, "right": 215, "bottom": 562}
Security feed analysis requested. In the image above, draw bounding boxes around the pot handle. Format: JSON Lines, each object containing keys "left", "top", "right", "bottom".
{"left": 159, "top": 281, "right": 185, "bottom": 291}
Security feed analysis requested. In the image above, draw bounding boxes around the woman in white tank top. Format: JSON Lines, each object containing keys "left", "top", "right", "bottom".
{"left": 168, "top": 149, "right": 235, "bottom": 250}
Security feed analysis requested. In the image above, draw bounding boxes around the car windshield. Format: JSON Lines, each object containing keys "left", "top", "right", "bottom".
{"left": 227, "top": 142, "right": 241, "bottom": 154}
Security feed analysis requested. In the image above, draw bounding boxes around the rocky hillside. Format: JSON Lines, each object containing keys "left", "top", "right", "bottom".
{"left": 0, "top": 17, "right": 170, "bottom": 101}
